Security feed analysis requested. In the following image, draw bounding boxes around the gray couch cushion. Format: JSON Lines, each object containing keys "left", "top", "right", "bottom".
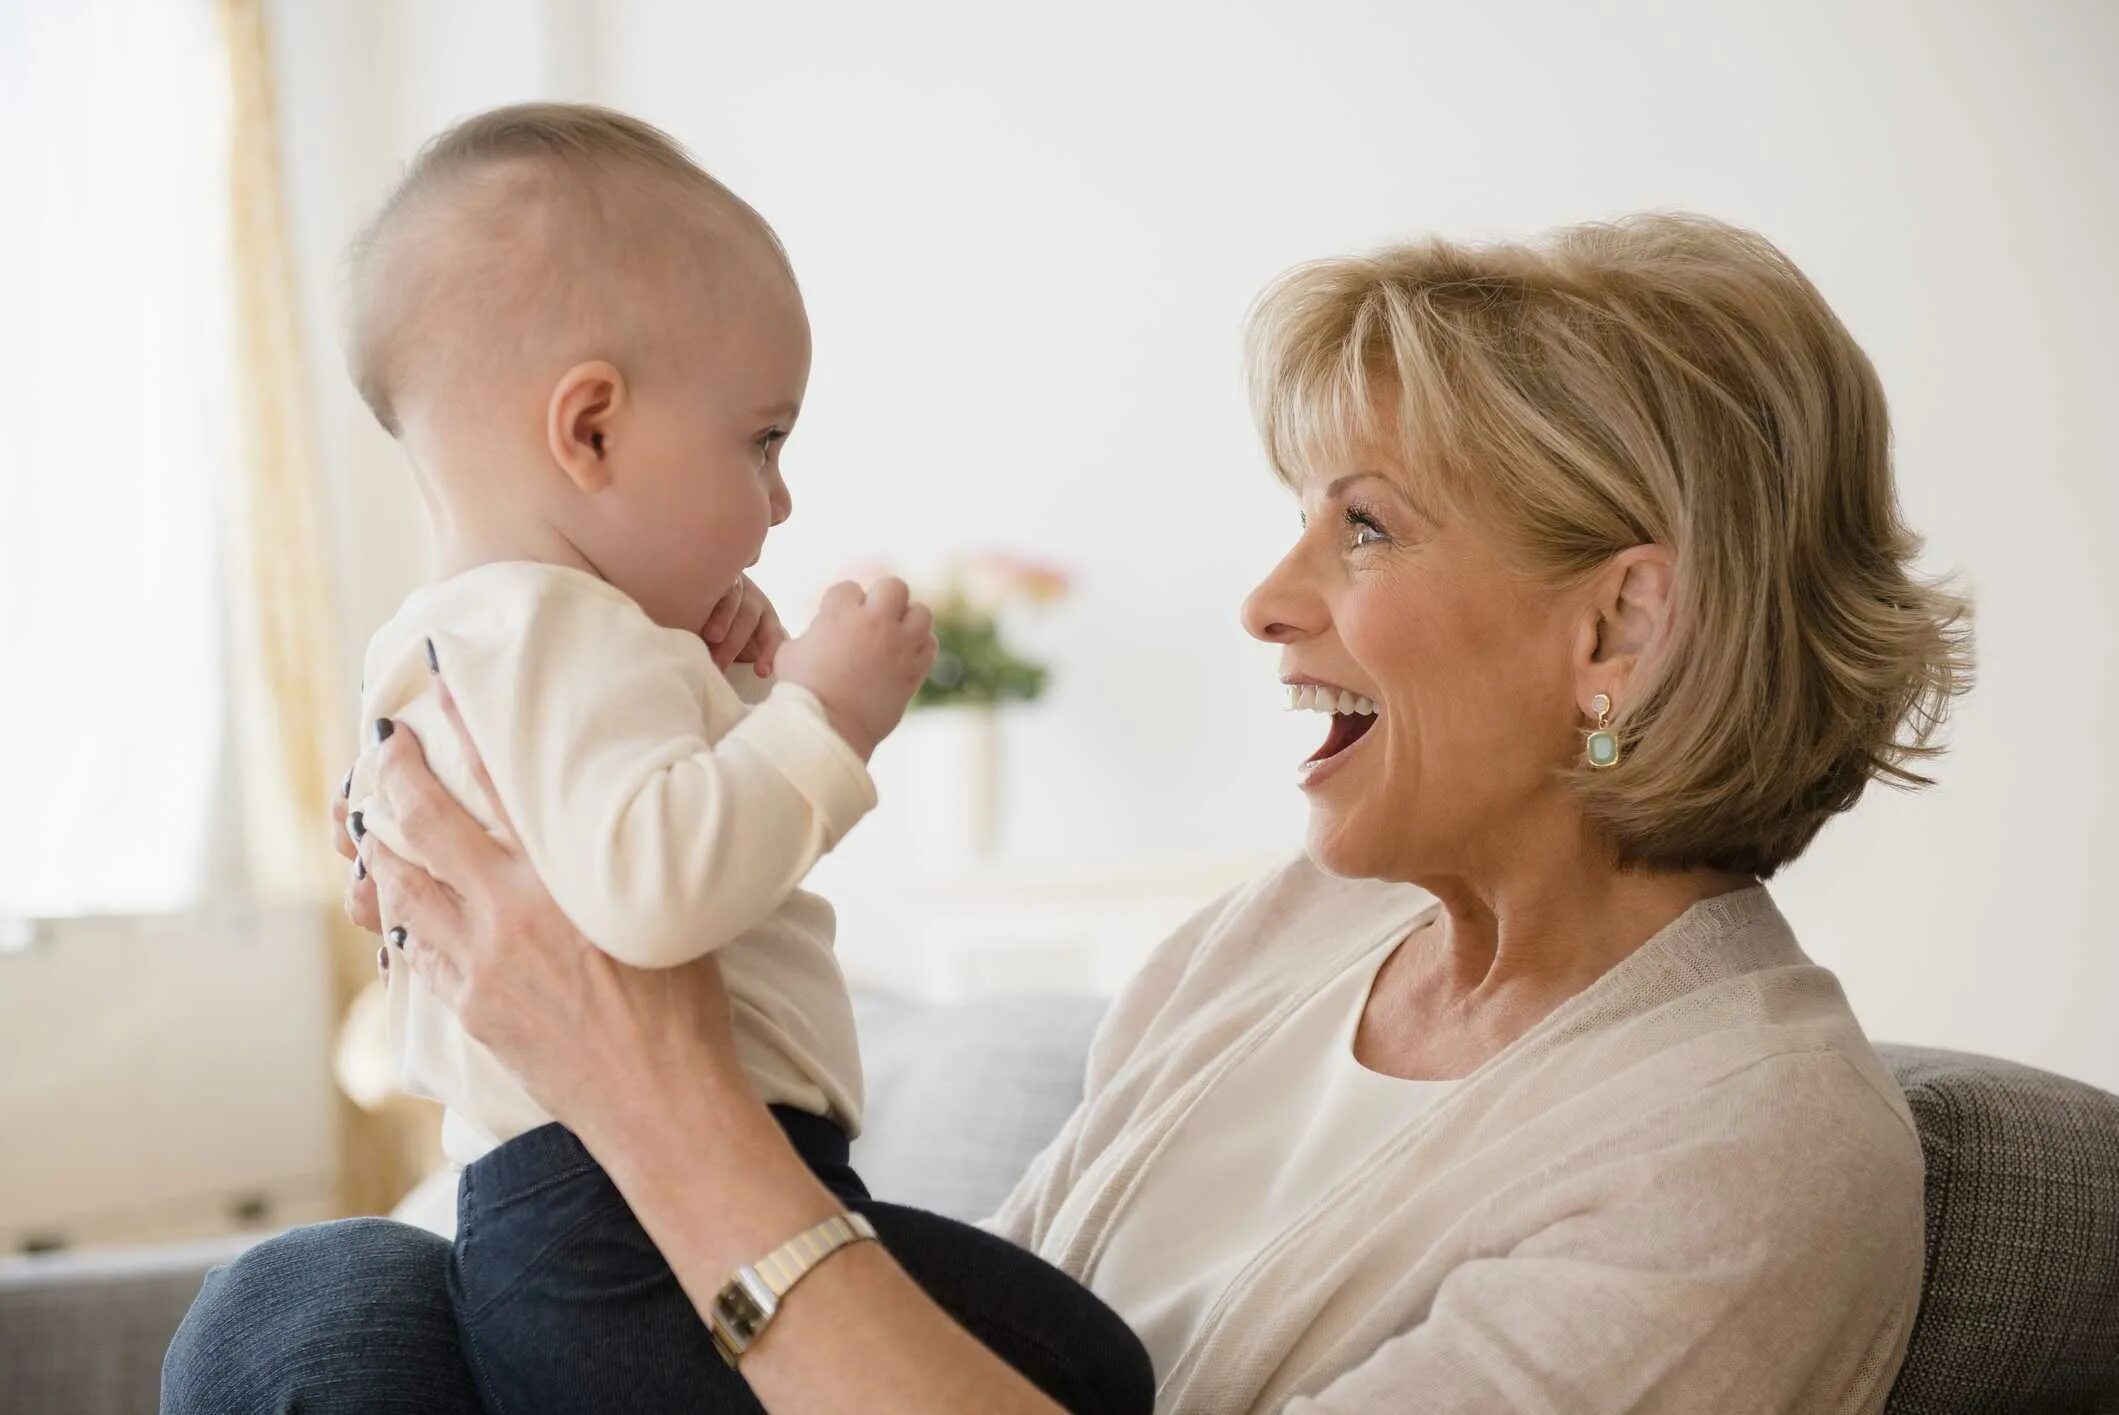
{"left": 1880, "top": 1045, "right": 2119, "bottom": 1414}
{"left": 0, "top": 1233, "right": 256, "bottom": 1415}
{"left": 850, "top": 989, "right": 1106, "bottom": 1223}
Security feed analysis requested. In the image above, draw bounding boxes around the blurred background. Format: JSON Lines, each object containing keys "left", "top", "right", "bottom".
{"left": 2, "top": 0, "right": 2114, "bottom": 1253}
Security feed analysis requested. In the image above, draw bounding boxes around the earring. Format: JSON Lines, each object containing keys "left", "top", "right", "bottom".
{"left": 1586, "top": 692, "right": 1621, "bottom": 770}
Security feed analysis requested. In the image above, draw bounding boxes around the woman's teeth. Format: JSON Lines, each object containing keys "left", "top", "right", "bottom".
{"left": 1284, "top": 684, "right": 1378, "bottom": 716}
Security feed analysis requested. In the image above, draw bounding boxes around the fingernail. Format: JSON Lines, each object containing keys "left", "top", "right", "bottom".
{"left": 376, "top": 945, "right": 390, "bottom": 974}
{"left": 424, "top": 637, "right": 439, "bottom": 673}
{"left": 348, "top": 811, "right": 366, "bottom": 841}
{"left": 372, "top": 718, "right": 395, "bottom": 745}
{"left": 354, "top": 857, "right": 367, "bottom": 882}
{"left": 341, "top": 767, "right": 353, "bottom": 800}
{"left": 388, "top": 927, "right": 407, "bottom": 949}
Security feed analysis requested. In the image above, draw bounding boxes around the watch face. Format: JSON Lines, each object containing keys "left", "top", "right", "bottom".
{"left": 715, "top": 1284, "right": 770, "bottom": 1349}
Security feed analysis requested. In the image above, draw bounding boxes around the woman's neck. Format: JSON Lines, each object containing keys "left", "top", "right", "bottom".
{"left": 1434, "top": 870, "right": 1749, "bottom": 995}
{"left": 1356, "top": 835, "right": 1754, "bottom": 1080}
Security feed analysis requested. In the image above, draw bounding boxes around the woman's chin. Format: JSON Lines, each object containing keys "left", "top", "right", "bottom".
{"left": 1304, "top": 804, "right": 1383, "bottom": 880}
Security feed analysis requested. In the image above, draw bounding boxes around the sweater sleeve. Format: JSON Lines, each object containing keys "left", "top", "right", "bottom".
{"left": 1287, "top": 1051, "right": 1926, "bottom": 1415}
{"left": 433, "top": 584, "right": 876, "bottom": 970}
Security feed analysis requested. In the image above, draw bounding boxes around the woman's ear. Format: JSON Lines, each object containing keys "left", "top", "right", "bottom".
{"left": 1574, "top": 544, "right": 1676, "bottom": 714}
{"left": 546, "top": 361, "right": 626, "bottom": 493}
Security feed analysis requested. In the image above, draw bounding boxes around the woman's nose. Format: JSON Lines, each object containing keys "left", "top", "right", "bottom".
{"left": 1242, "top": 551, "right": 1325, "bottom": 644}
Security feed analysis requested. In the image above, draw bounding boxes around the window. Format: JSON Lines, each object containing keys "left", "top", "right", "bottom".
{"left": 0, "top": 0, "right": 232, "bottom": 917}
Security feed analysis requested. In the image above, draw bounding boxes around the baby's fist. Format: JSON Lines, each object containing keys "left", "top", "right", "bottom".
{"left": 775, "top": 578, "right": 937, "bottom": 760}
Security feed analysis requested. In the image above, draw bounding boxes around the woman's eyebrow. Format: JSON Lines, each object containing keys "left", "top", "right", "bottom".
{"left": 1322, "top": 468, "right": 1441, "bottom": 523}
{"left": 1323, "top": 471, "right": 1391, "bottom": 499}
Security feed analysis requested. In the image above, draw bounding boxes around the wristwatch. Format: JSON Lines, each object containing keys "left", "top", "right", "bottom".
{"left": 707, "top": 1211, "right": 880, "bottom": 1366}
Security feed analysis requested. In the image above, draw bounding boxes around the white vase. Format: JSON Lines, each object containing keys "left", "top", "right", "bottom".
{"left": 898, "top": 704, "right": 1004, "bottom": 868}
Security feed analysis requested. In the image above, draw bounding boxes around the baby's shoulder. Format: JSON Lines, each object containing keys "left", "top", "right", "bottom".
{"left": 397, "top": 563, "right": 704, "bottom": 663}
{"left": 409, "top": 561, "right": 651, "bottom": 634}
{"left": 363, "top": 562, "right": 717, "bottom": 714}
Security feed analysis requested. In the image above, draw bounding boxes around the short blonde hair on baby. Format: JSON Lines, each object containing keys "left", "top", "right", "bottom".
{"left": 1246, "top": 213, "right": 1973, "bottom": 879}
{"left": 347, "top": 103, "right": 784, "bottom": 434}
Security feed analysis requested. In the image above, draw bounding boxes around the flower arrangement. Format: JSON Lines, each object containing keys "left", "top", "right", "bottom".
{"left": 904, "top": 552, "right": 1071, "bottom": 711}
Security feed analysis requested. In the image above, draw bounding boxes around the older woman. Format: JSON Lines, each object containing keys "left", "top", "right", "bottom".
{"left": 165, "top": 213, "right": 1968, "bottom": 1413}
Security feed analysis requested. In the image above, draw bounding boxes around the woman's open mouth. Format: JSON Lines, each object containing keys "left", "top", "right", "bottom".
{"left": 1286, "top": 681, "right": 1380, "bottom": 788}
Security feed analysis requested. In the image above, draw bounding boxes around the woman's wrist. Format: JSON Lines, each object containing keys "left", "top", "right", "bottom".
{"left": 588, "top": 1071, "right": 846, "bottom": 1285}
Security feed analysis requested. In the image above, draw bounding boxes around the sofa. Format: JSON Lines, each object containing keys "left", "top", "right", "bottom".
{"left": 3, "top": 988, "right": 2114, "bottom": 1413}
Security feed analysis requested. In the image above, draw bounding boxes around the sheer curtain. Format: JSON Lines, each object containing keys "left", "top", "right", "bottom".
{"left": 0, "top": 0, "right": 233, "bottom": 919}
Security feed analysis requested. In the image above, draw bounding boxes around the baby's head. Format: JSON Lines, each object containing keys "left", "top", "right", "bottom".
{"left": 348, "top": 104, "right": 807, "bottom": 631}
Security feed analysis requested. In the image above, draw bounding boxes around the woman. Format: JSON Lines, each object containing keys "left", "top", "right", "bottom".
{"left": 164, "top": 212, "right": 1969, "bottom": 1413}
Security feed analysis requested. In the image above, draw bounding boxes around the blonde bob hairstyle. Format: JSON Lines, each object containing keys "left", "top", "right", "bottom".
{"left": 1246, "top": 214, "right": 1972, "bottom": 879}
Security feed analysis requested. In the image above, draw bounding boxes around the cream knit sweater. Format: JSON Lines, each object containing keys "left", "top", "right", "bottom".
{"left": 349, "top": 563, "right": 875, "bottom": 1166}
{"left": 987, "top": 859, "right": 1925, "bottom": 1414}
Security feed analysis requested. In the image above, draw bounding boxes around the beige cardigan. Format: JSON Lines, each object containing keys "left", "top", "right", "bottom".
{"left": 986, "top": 859, "right": 1925, "bottom": 1414}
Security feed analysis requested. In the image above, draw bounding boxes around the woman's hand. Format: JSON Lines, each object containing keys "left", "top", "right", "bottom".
{"left": 332, "top": 782, "right": 381, "bottom": 937}
{"left": 353, "top": 678, "right": 747, "bottom": 1139}
{"left": 338, "top": 676, "right": 1065, "bottom": 1414}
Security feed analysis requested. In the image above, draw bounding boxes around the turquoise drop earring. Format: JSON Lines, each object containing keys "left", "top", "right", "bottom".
{"left": 1586, "top": 692, "right": 1621, "bottom": 770}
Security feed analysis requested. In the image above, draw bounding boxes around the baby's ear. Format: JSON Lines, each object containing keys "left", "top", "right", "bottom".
{"left": 546, "top": 361, "right": 626, "bottom": 492}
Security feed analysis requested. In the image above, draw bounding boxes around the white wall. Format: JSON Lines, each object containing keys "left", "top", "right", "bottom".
{"left": 270, "top": 0, "right": 2119, "bottom": 1090}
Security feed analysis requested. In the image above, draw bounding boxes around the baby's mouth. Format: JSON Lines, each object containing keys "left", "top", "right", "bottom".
{"left": 1285, "top": 682, "right": 1380, "bottom": 765}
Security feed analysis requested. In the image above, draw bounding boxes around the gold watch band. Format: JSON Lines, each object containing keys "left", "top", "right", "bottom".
{"left": 707, "top": 1211, "right": 879, "bottom": 1366}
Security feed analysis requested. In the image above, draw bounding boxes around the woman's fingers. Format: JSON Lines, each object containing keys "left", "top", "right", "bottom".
{"left": 372, "top": 717, "right": 509, "bottom": 890}
{"left": 396, "top": 915, "right": 467, "bottom": 1013}
{"left": 330, "top": 790, "right": 358, "bottom": 863}
{"left": 344, "top": 855, "right": 382, "bottom": 934}
{"left": 362, "top": 836, "right": 471, "bottom": 1008}
{"left": 431, "top": 675, "right": 520, "bottom": 841}
{"left": 364, "top": 836, "right": 465, "bottom": 944}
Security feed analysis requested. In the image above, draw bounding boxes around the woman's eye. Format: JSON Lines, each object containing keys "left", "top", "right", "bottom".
{"left": 1345, "top": 508, "right": 1386, "bottom": 546}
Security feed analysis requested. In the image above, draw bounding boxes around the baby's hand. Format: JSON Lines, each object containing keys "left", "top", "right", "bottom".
{"left": 700, "top": 574, "right": 787, "bottom": 676}
{"left": 774, "top": 577, "right": 937, "bottom": 761}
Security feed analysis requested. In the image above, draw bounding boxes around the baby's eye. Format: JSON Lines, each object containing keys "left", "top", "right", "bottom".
{"left": 754, "top": 429, "right": 788, "bottom": 460}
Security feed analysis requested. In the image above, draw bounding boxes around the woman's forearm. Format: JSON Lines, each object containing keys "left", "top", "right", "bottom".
{"left": 586, "top": 1079, "right": 1066, "bottom": 1415}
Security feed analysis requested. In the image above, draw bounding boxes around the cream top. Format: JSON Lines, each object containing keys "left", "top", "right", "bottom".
{"left": 348, "top": 562, "right": 874, "bottom": 1166}
{"left": 1072, "top": 930, "right": 1456, "bottom": 1386}
{"left": 988, "top": 861, "right": 1925, "bottom": 1414}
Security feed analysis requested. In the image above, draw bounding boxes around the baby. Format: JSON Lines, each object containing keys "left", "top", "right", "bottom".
{"left": 341, "top": 105, "right": 1146, "bottom": 1413}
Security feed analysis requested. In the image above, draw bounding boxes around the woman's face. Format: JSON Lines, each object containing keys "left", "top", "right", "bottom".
{"left": 1241, "top": 449, "right": 1586, "bottom": 884}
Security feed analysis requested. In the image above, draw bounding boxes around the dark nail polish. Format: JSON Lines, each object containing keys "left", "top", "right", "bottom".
{"left": 376, "top": 945, "right": 390, "bottom": 973}
{"left": 341, "top": 767, "right": 353, "bottom": 800}
{"left": 354, "top": 857, "right": 367, "bottom": 882}
{"left": 388, "top": 927, "right": 407, "bottom": 949}
{"left": 373, "top": 718, "right": 395, "bottom": 745}
{"left": 348, "top": 811, "right": 365, "bottom": 841}
{"left": 424, "top": 637, "right": 439, "bottom": 673}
